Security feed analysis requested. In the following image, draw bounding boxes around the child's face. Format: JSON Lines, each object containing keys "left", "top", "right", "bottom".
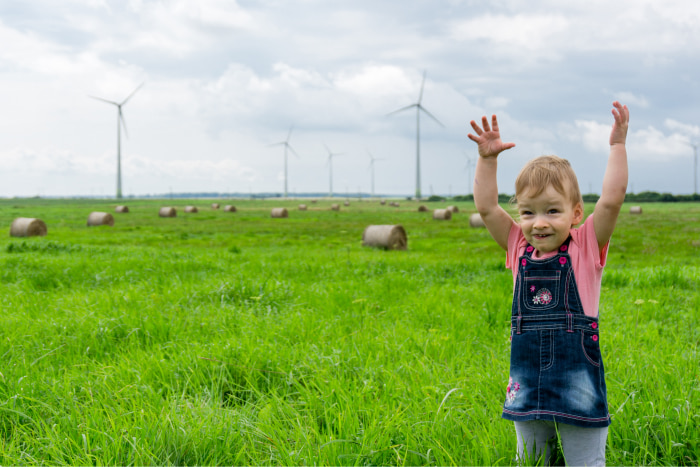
{"left": 517, "top": 185, "right": 583, "bottom": 253}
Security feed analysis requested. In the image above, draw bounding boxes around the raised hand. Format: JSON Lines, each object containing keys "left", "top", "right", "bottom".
{"left": 468, "top": 115, "right": 516, "bottom": 159}
{"left": 609, "top": 101, "right": 629, "bottom": 146}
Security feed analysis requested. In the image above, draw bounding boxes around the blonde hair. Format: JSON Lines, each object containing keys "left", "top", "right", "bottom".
{"left": 514, "top": 155, "right": 583, "bottom": 208}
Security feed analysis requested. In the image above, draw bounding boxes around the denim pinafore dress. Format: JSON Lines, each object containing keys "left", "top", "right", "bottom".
{"left": 502, "top": 237, "right": 611, "bottom": 428}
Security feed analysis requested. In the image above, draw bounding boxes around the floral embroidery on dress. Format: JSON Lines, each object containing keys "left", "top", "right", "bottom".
{"left": 532, "top": 288, "right": 553, "bottom": 305}
{"left": 529, "top": 285, "right": 536, "bottom": 293}
{"left": 506, "top": 377, "right": 520, "bottom": 404}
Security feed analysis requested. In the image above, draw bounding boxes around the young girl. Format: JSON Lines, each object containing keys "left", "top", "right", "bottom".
{"left": 468, "top": 102, "right": 629, "bottom": 466}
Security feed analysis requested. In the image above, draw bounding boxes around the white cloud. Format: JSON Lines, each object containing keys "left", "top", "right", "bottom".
{"left": 665, "top": 119, "right": 700, "bottom": 139}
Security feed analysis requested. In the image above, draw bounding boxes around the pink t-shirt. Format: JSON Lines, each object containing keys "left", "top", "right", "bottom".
{"left": 505, "top": 215, "right": 609, "bottom": 318}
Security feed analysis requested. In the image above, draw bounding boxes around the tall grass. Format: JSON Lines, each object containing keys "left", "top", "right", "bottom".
{"left": 0, "top": 199, "right": 698, "bottom": 465}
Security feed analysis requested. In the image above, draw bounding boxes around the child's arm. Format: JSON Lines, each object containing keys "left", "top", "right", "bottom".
{"left": 593, "top": 101, "right": 629, "bottom": 251}
{"left": 468, "top": 115, "right": 516, "bottom": 250}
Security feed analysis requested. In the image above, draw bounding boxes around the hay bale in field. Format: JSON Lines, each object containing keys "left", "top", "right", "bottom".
{"left": 159, "top": 207, "right": 177, "bottom": 218}
{"left": 469, "top": 213, "right": 485, "bottom": 228}
{"left": 447, "top": 205, "right": 459, "bottom": 213}
{"left": 211, "top": 203, "right": 220, "bottom": 210}
{"left": 224, "top": 205, "right": 237, "bottom": 212}
{"left": 10, "top": 218, "right": 47, "bottom": 237}
{"left": 311, "top": 199, "right": 318, "bottom": 204}
{"left": 271, "top": 207, "right": 288, "bottom": 218}
{"left": 380, "top": 199, "right": 386, "bottom": 205}
{"left": 87, "top": 212, "right": 114, "bottom": 227}
{"left": 344, "top": 201, "right": 350, "bottom": 207}
{"left": 433, "top": 209, "right": 452, "bottom": 220}
{"left": 184, "top": 206, "right": 198, "bottom": 213}
{"left": 331, "top": 204, "right": 340, "bottom": 211}
{"left": 115, "top": 205, "right": 129, "bottom": 213}
{"left": 629, "top": 206, "right": 642, "bottom": 214}
{"left": 362, "top": 225, "right": 408, "bottom": 251}
{"left": 391, "top": 202, "right": 400, "bottom": 208}
{"left": 418, "top": 205, "right": 428, "bottom": 212}
{"left": 298, "top": 204, "right": 308, "bottom": 211}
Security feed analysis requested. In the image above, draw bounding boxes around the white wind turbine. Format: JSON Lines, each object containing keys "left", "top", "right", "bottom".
{"left": 89, "top": 83, "right": 144, "bottom": 199}
{"left": 367, "top": 149, "right": 385, "bottom": 198}
{"left": 270, "top": 126, "right": 300, "bottom": 198}
{"left": 388, "top": 70, "right": 444, "bottom": 199}
{"left": 324, "top": 144, "right": 343, "bottom": 198}
{"left": 464, "top": 152, "right": 476, "bottom": 196}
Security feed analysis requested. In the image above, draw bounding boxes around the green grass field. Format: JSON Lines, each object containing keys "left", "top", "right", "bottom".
{"left": 0, "top": 198, "right": 698, "bottom": 465}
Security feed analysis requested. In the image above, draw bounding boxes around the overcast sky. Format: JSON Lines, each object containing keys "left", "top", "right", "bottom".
{"left": 1, "top": 0, "right": 699, "bottom": 198}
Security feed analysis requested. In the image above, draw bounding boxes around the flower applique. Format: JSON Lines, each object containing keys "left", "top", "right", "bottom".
{"left": 529, "top": 285, "right": 536, "bottom": 293}
{"left": 506, "top": 377, "right": 520, "bottom": 404}
{"left": 532, "top": 288, "right": 553, "bottom": 305}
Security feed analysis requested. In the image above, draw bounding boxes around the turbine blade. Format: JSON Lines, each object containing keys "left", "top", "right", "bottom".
{"left": 286, "top": 125, "right": 294, "bottom": 143}
{"left": 89, "top": 95, "right": 119, "bottom": 106}
{"left": 119, "top": 109, "right": 129, "bottom": 138}
{"left": 418, "top": 70, "right": 426, "bottom": 104}
{"left": 387, "top": 103, "right": 417, "bottom": 116}
{"left": 418, "top": 105, "right": 445, "bottom": 127}
{"left": 288, "top": 144, "right": 301, "bottom": 159}
{"left": 121, "top": 82, "right": 145, "bottom": 105}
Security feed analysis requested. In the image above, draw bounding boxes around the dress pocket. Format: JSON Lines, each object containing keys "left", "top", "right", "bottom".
{"left": 522, "top": 270, "right": 561, "bottom": 311}
{"left": 580, "top": 330, "right": 601, "bottom": 367}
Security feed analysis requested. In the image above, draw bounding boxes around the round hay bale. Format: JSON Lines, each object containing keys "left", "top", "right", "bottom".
{"left": 159, "top": 207, "right": 177, "bottom": 218}
{"left": 433, "top": 209, "right": 452, "bottom": 220}
{"left": 298, "top": 204, "right": 308, "bottom": 211}
{"left": 380, "top": 199, "right": 386, "bottom": 205}
{"left": 311, "top": 199, "right": 318, "bottom": 204}
{"left": 115, "top": 205, "right": 129, "bottom": 213}
{"left": 87, "top": 212, "right": 114, "bottom": 227}
{"left": 10, "top": 218, "right": 47, "bottom": 237}
{"left": 331, "top": 204, "right": 340, "bottom": 211}
{"left": 469, "top": 213, "right": 486, "bottom": 228}
{"left": 392, "top": 202, "right": 400, "bottom": 208}
{"left": 629, "top": 206, "right": 642, "bottom": 214}
{"left": 224, "top": 205, "right": 237, "bottom": 212}
{"left": 447, "top": 205, "right": 459, "bottom": 213}
{"left": 344, "top": 201, "right": 350, "bottom": 207}
{"left": 271, "top": 207, "right": 288, "bottom": 218}
{"left": 362, "top": 225, "right": 408, "bottom": 251}
{"left": 418, "top": 205, "right": 428, "bottom": 212}
{"left": 211, "top": 203, "right": 220, "bottom": 210}
{"left": 184, "top": 206, "right": 198, "bottom": 213}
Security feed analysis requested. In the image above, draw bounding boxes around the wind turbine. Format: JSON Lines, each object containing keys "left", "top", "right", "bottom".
{"left": 367, "top": 149, "right": 385, "bottom": 198}
{"left": 464, "top": 152, "right": 476, "bottom": 196}
{"left": 685, "top": 140, "right": 698, "bottom": 194}
{"left": 388, "top": 70, "right": 444, "bottom": 199}
{"left": 270, "top": 126, "right": 300, "bottom": 198}
{"left": 324, "top": 144, "right": 343, "bottom": 197}
{"left": 90, "top": 82, "right": 144, "bottom": 199}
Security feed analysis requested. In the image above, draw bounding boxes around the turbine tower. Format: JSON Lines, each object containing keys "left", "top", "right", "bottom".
{"left": 367, "top": 149, "right": 385, "bottom": 198}
{"left": 686, "top": 141, "right": 698, "bottom": 194}
{"left": 464, "top": 152, "right": 476, "bottom": 196}
{"left": 388, "top": 70, "right": 444, "bottom": 199}
{"left": 324, "top": 144, "right": 343, "bottom": 197}
{"left": 90, "top": 83, "right": 144, "bottom": 199}
{"left": 270, "top": 126, "right": 300, "bottom": 197}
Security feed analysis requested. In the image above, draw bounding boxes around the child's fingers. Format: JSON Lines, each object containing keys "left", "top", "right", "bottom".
{"left": 469, "top": 119, "right": 484, "bottom": 135}
{"left": 481, "top": 115, "right": 490, "bottom": 132}
{"left": 492, "top": 114, "right": 499, "bottom": 132}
